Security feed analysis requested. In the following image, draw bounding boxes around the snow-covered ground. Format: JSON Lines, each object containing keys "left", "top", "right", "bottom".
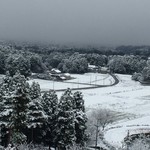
{"left": 78, "top": 74, "right": 150, "bottom": 148}
{"left": 28, "top": 73, "right": 114, "bottom": 91}
{"left": 66, "top": 73, "right": 114, "bottom": 85}
{"left": 28, "top": 79, "right": 95, "bottom": 91}
{"left": 28, "top": 73, "right": 150, "bottom": 148}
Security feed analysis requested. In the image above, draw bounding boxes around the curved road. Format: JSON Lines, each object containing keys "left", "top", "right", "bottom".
{"left": 41, "top": 73, "right": 119, "bottom": 92}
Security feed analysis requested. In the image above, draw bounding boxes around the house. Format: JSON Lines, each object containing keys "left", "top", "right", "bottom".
{"left": 63, "top": 73, "right": 71, "bottom": 79}
{"left": 88, "top": 64, "right": 99, "bottom": 72}
{"left": 51, "top": 68, "right": 61, "bottom": 74}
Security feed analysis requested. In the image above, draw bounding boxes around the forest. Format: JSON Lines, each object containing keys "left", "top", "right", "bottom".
{"left": 0, "top": 42, "right": 150, "bottom": 80}
{"left": 0, "top": 42, "right": 150, "bottom": 149}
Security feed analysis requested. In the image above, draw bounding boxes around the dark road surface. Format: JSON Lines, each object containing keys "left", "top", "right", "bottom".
{"left": 41, "top": 73, "right": 119, "bottom": 93}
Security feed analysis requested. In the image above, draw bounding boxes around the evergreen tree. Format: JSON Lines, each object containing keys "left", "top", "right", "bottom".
{"left": 42, "top": 90, "right": 58, "bottom": 148}
{"left": 0, "top": 72, "right": 14, "bottom": 146}
{"left": 73, "top": 91, "right": 85, "bottom": 112}
{"left": 27, "top": 82, "right": 47, "bottom": 143}
{"left": 0, "top": 71, "right": 30, "bottom": 146}
{"left": 0, "top": 71, "right": 14, "bottom": 127}
{"left": 10, "top": 71, "right": 30, "bottom": 131}
{"left": 57, "top": 89, "right": 76, "bottom": 150}
{"left": 73, "top": 91, "right": 87, "bottom": 147}
{"left": 29, "top": 81, "right": 41, "bottom": 99}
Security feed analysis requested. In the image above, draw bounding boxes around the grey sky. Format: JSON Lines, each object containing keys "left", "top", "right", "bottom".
{"left": 0, "top": 0, "right": 150, "bottom": 46}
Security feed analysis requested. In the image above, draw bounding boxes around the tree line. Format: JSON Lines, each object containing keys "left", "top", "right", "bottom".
{"left": 0, "top": 44, "right": 148, "bottom": 76}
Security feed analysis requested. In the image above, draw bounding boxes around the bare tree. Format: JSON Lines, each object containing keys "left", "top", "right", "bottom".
{"left": 86, "top": 107, "right": 125, "bottom": 147}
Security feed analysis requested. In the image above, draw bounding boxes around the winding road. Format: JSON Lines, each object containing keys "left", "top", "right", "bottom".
{"left": 41, "top": 73, "right": 119, "bottom": 92}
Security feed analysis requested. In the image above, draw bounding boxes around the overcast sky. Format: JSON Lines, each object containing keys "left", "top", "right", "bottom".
{"left": 0, "top": 0, "right": 150, "bottom": 46}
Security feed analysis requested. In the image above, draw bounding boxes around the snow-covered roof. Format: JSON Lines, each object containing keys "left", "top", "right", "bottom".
{"left": 64, "top": 73, "right": 71, "bottom": 77}
{"left": 51, "top": 68, "right": 61, "bottom": 73}
{"left": 88, "top": 64, "right": 98, "bottom": 69}
{"left": 60, "top": 76, "right": 66, "bottom": 80}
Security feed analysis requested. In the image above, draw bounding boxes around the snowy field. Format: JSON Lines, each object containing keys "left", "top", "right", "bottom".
{"left": 65, "top": 73, "right": 114, "bottom": 85}
{"left": 30, "top": 73, "right": 150, "bottom": 148}
{"left": 77, "top": 74, "right": 150, "bottom": 148}
{"left": 1, "top": 73, "right": 149, "bottom": 148}
{"left": 28, "top": 73, "right": 114, "bottom": 91}
{"left": 28, "top": 79, "right": 94, "bottom": 91}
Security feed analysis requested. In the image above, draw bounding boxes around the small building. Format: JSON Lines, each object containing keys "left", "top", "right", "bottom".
{"left": 51, "top": 68, "right": 61, "bottom": 74}
{"left": 88, "top": 64, "right": 99, "bottom": 72}
{"left": 59, "top": 76, "right": 66, "bottom": 80}
{"left": 63, "top": 73, "right": 71, "bottom": 79}
{"left": 64, "top": 73, "right": 71, "bottom": 77}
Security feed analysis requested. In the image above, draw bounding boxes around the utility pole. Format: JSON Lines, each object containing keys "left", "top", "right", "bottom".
{"left": 53, "top": 79, "right": 54, "bottom": 90}
{"left": 126, "top": 130, "right": 130, "bottom": 150}
{"left": 90, "top": 75, "right": 91, "bottom": 84}
{"left": 95, "top": 76, "right": 97, "bottom": 86}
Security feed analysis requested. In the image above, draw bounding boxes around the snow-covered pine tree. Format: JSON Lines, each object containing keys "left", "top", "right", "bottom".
{"left": 42, "top": 90, "right": 58, "bottom": 148}
{"left": 29, "top": 81, "right": 41, "bottom": 99}
{"left": 0, "top": 71, "right": 13, "bottom": 126}
{"left": 73, "top": 91, "right": 85, "bottom": 112}
{"left": 73, "top": 91, "right": 87, "bottom": 147}
{"left": 27, "top": 82, "right": 47, "bottom": 144}
{"left": 0, "top": 72, "right": 17, "bottom": 147}
{"left": 0, "top": 71, "right": 30, "bottom": 146}
{"left": 0, "top": 71, "right": 13, "bottom": 95}
{"left": 10, "top": 71, "right": 30, "bottom": 131}
{"left": 42, "top": 90, "right": 58, "bottom": 117}
{"left": 57, "top": 88, "right": 76, "bottom": 150}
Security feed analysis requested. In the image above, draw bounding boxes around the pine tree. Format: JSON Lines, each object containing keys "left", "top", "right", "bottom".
{"left": 27, "top": 99, "right": 47, "bottom": 144}
{"left": 10, "top": 71, "right": 30, "bottom": 131}
{"left": 0, "top": 71, "right": 14, "bottom": 127}
{"left": 0, "top": 72, "right": 14, "bottom": 146}
{"left": 0, "top": 71, "right": 30, "bottom": 146}
{"left": 27, "top": 82, "right": 47, "bottom": 143}
{"left": 57, "top": 88, "right": 76, "bottom": 150}
{"left": 73, "top": 91, "right": 87, "bottom": 147}
{"left": 73, "top": 91, "right": 85, "bottom": 112}
{"left": 42, "top": 90, "right": 58, "bottom": 148}
{"left": 29, "top": 81, "right": 41, "bottom": 99}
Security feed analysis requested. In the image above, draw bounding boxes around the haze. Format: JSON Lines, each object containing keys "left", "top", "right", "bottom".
{"left": 0, "top": 0, "right": 150, "bottom": 46}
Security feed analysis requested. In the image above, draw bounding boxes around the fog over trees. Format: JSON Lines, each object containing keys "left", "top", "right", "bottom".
{"left": 0, "top": 0, "right": 150, "bottom": 46}
{"left": 0, "top": 1, "right": 150, "bottom": 149}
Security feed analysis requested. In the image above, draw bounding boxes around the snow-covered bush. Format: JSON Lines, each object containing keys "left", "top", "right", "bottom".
{"left": 123, "top": 134, "right": 150, "bottom": 150}
{"left": 131, "top": 72, "right": 141, "bottom": 81}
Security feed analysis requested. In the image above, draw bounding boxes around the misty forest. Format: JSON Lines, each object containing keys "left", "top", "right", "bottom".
{"left": 1, "top": 0, "right": 150, "bottom": 150}
{"left": 0, "top": 42, "right": 149, "bottom": 150}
